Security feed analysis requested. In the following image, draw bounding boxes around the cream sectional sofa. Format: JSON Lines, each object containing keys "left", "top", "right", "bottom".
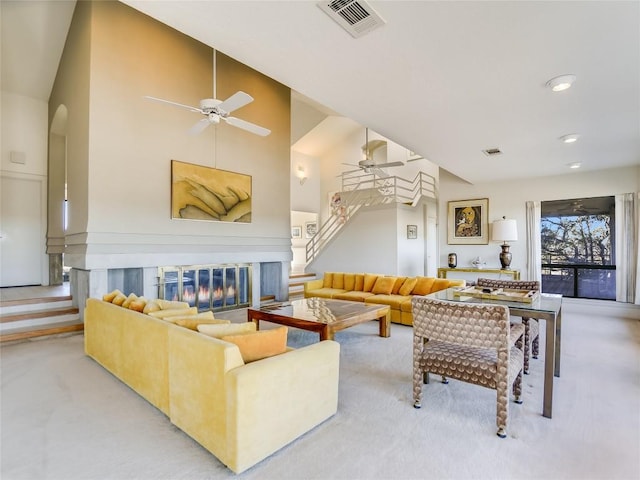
{"left": 304, "top": 272, "right": 465, "bottom": 326}
{"left": 84, "top": 298, "right": 340, "bottom": 474}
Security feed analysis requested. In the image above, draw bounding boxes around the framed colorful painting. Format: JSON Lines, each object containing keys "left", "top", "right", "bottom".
{"left": 447, "top": 198, "right": 489, "bottom": 244}
{"left": 171, "top": 160, "right": 252, "bottom": 223}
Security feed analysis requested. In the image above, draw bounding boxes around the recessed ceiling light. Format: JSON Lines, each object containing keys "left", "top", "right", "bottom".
{"left": 567, "top": 162, "right": 582, "bottom": 169}
{"left": 560, "top": 134, "right": 580, "bottom": 143}
{"left": 546, "top": 74, "right": 576, "bottom": 92}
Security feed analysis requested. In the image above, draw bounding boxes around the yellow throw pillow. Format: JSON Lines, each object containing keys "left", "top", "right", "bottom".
{"left": 332, "top": 273, "right": 345, "bottom": 289}
{"left": 354, "top": 274, "right": 365, "bottom": 291}
{"left": 344, "top": 273, "right": 356, "bottom": 291}
{"left": 221, "top": 326, "right": 288, "bottom": 363}
{"left": 122, "top": 293, "right": 138, "bottom": 309}
{"left": 391, "top": 276, "right": 407, "bottom": 295}
{"left": 148, "top": 307, "right": 198, "bottom": 319}
{"left": 430, "top": 278, "right": 452, "bottom": 294}
{"left": 399, "top": 277, "right": 418, "bottom": 296}
{"left": 164, "top": 310, "right": 215, "bottom": 323}
{"left": 372, "top": 276, "right": 395, "bottom": 295}
{"left": 412, "top": 277, "right": 436, "bottom": 296}
{"left": 143, "top": 300, "right": 161, "bottom": 314}
{"left": 323, "top": 273, "right": 334, "bottom": 288}
{"left": 156, "top": 299, "right": 190, "bottom": 310}
{"left": 174, "top": 318, "right": 230, "bottom": 330}
{"left": 363, "top": 274, "right": 378, "bottom": 292}
{"left": 129, "top": 297, "right": 147, "bottom": 313}
{"left": 103, "top": 289, "right": 123, "bottom": 302}
{"left": 197, "top": 322, "right": 257, "bottom": 338}
{"left": 112, "top": 293, "right": 127, "bottom": 306}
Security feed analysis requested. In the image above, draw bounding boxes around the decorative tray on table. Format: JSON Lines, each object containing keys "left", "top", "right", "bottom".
{"left": 453, "top": 286, "right": 539, "bottom": 303}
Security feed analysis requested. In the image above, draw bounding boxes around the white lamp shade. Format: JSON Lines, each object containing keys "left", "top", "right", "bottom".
{"left": 492, "top": 218, "right": 518, "bottom": 242}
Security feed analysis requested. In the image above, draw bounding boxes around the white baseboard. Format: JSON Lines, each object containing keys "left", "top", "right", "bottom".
{"left": 562, "top": 297, "right": 640, "bottom": 320}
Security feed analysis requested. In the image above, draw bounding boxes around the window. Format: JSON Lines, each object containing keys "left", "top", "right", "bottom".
{"left": 541, "top": 196, "right": 615, "bottom": 300}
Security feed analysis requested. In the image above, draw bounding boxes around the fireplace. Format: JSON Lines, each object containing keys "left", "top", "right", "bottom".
{"left": 158, "top": 264, "right": 252, "bottom": 312}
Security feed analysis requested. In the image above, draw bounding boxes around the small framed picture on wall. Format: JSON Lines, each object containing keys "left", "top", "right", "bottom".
{"left": 407, "top": 224, "right": 418, "bottom": 239}
{"left": 291, "top": 226, "right": 302, "bottom": 239}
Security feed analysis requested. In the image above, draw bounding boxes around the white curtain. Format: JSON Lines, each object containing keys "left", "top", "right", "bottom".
{"left": 615, "top": 193, "right": 639, "bottom": 304}
{"left": 525, "top": 201, "right": 541, "bottom": 283}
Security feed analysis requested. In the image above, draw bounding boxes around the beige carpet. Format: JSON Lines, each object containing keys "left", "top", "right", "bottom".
{"left": 1, "top": 305, "right": 639, "bottom": 480}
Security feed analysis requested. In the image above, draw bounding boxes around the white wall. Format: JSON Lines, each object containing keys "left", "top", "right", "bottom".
{"left": 290, "top": 151, "right": 321, "bottom": 213}
{"left": 0, "top": 91, "right": 49, "bottom": 286}
{"left": 439, "top": 166, "right": 640, "bottom": 279}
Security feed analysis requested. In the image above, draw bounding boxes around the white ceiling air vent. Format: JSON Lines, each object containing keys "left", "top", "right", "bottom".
{"left": 482, "top": 148, "right": 503, "bottom": 156}
{"left": 317, "top": 0, "right": 386, "bottom": 38}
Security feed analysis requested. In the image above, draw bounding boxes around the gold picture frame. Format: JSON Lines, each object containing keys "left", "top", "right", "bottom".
{"left": 447, "top": 198, "right": 489, "bottom": 244}
{"left": 171, "top": 160, "right": 252, "bottom": 223}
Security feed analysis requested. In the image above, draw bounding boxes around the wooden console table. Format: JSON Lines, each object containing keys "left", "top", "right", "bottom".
{"left": 437, "top": 267, "right": 521, "bottom": 280}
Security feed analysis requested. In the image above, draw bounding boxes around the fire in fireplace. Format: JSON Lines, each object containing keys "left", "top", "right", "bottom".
{"left": 159, "top": 264, "right": 251, "bottom": 311}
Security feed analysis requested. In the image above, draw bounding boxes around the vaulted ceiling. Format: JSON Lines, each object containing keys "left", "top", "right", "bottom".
{"left": 2, "top": 1, "right": 639, "bottom": 184}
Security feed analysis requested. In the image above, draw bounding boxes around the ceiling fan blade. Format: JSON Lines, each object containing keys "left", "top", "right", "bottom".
{"left": 143, "top": 95, "right": 202, "bottom": 113}
{"left": 376, "top": 161, "right": 405, "bottom": 168}
{"left": 407, "top": 157, "right": 423, "bottom": 162}
{"left": 342, "top": 162, "right": 360, "bottom": 167}
{"left": 217, "top": 91, "right": 253, "bottom": 114}
{"left": 339, "top": 168, "right": 362, "bottom": 175}
{"left": 225, "top": 116, "right": 271, "bottom": 136}
{"left": 188, "top": 118, "right": 211, "bottom": 135}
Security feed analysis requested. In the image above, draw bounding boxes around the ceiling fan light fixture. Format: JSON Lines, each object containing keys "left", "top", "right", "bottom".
{"left": 546, "top": 74, "right": 576, "bottom": 92}
{"left": 560, "top": 133, "right": 580, "bottom": 144}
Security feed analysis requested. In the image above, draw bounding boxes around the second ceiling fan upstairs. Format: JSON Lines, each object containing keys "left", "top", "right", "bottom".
{"left": 342, "top": 127, "right": 404, "bottom": 177}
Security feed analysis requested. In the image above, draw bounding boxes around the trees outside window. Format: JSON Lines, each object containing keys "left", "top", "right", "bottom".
{"left": 541, "top": 196, "right": 615, "bottom": 300}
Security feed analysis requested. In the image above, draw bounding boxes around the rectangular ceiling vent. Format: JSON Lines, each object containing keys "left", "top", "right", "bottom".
{"left": 317, "top": 0, "right": 386, "bottom": 38}
{"left": 482, "top": 148, "right": 503, "bottom": 156}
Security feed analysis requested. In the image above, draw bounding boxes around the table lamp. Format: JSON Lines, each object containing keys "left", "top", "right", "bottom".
{"left": 492, "top": 217, "right": 518, "bottom": 270}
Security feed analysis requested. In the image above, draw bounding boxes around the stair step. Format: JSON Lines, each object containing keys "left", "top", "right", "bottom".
{"left": 1, "top": 306, "right": 80, "bottom": 324}
{"left": 289, "top": 273, "right": 316, "bottom": 280}
{"left": 0, "top": 295, "right": 73, "bottom": 315}
{"left": 1, "top": 322, "right": 84, "bottom": 343}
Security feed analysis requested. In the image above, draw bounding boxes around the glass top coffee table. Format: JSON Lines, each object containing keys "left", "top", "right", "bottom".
{"left": 247, "top": 297, "right": 390, "bottom": 341}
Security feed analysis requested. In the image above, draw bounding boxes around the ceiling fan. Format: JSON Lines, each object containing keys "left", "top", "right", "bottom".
{"left": 341, "top": 128, "right": 404, "bottom": 177}
{"left": 143, "top": 50, "right": 270, "bottom": 137}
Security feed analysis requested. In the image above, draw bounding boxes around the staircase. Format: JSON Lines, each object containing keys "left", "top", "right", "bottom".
{"left": 306, "top": 170, "right": 437, "bottom": 265}
{"left": 0, "top": 293, "right": 82, "bottom": 343}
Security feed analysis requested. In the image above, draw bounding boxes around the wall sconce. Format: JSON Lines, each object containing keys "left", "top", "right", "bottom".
{"left": 491, "top": 216, "right": 518, "bottom": 270}
{"left": 296, "top": 165, "right": 307, "bottom": 185}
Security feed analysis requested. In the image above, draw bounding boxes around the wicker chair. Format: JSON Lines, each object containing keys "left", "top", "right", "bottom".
{"left": 476, "top": 278, "right": 540, "bottom": 374}
{"left": 412, "top": 297, "right": 525, "bottom": 438}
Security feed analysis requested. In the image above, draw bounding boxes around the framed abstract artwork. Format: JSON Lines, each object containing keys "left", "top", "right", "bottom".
{"left": 407, "top": 224, "right": 418, "bottom": 239}
{"left": 291, "top": 226, "right": 302, "bottom": 239}
{"left": 447, "top": 198, "right": 489, "bottom": 244}
{"left": 171, "top": 160, "right": 252, "bottom": 223}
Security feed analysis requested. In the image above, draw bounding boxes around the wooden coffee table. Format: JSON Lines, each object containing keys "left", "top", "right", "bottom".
{"left": 247, "top": 297, "right": 391, "bottom": 341}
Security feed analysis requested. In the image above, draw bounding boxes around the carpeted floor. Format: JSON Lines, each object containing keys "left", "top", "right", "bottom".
{"left": 1, "top": 306, "right": 639, "bottom": 480}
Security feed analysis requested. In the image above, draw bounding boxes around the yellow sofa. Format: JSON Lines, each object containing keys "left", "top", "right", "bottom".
{"left": 84, "top": 298, "right": 340, "bottom": 474}
{"left": 304, "top": 272, "right": 465, "bottom": 326}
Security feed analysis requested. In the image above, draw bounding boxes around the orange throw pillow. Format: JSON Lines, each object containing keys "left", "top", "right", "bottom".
{"left": 372, "top": 276, "right": 395, "bottom": 295}
{"left": 344, "top": 273, "right": 356, "bottom": 291}
{"left": 333, "top": 273, "right": 345, "bottom": 289}
{"left": 354, "top": 274, "right": 365, "bottom": 291}
{"left": 323, "top": 273, "right": 334, "bottom": 288}
{"left": 412, "top": 277, "right": 436, "bottom": 296}
{"left": 392, "top": 277, "right": 407, "bottom": 295}
{"left": 430, "top": 278, "right": 452, "bottom": 293}
{"left": 363, "top": 274, "right": 378, "bottom": 292}
{"left": 399, "top": 277, "right": 418, "bottom": 296}
{"left": 221, "top": 326, "right": 288, "bottom": 363}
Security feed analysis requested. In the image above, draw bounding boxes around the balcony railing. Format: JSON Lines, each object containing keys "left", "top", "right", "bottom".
{"left": 305, "top": 171, "right": 436, "bottom": 264}
{"left": 541, "top": 263, "right": 616, "bottom": 300}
